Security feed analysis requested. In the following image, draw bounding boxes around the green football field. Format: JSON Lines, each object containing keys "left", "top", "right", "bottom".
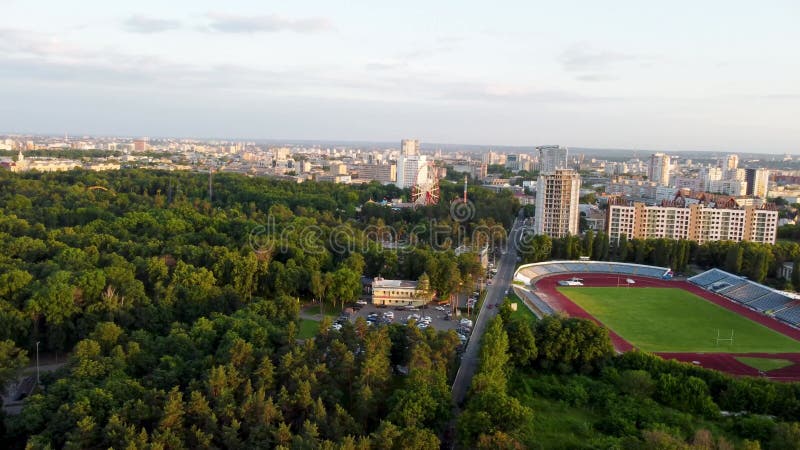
{"left": 557, "top": 287, "right": 800, "bottom": 353}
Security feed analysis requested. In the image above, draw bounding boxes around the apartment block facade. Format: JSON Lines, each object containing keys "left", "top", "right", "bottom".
{"left": 606, "top": 202, "right": 778, "bottom": 245}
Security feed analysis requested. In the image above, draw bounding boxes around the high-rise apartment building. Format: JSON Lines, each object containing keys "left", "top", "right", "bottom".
{"left": 133, "top": 138, "right": 148, "bottom": 152}
{"left": 401, "top": 139, "right": 419, "bottom": 156}
{"left": 352, "top": 163, "right": 397, "bottom": 183}
{"left": 606, "top": 201, "right": 778, "bottom": 245}
{"left": 745, "top": 168, "right": 770, "bottom": 198}
{"left": 536, "top": 145, "right": 568, "bottom": 174}
{"left": 535, "top": 169, "right": 581, "bottom": 238}
{"left": 396, "top": 139, "right": 426, "bottom": 188}
{"left": 723, "top": 154, "right": 739, "bottom": 177}
{"left": 329, "top": 161, "right": 348, "bottom": 176}
{"left": 707, "top": 179, "right": 748, "bottom": 196}
{"left": 647, "top": 153, "right": 671, "bottom": 186}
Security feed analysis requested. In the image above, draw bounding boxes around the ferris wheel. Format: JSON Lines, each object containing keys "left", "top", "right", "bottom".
{"left": 411, "top": 161, "right": 440, "bottom": 206}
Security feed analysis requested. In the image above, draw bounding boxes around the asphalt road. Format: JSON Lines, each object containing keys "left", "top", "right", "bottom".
{"left": 451, "top": 212, "right": 523, "bottom": 405}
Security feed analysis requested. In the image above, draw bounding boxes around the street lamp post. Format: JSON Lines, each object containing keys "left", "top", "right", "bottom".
{"left": 35, "top": 341, "right": 40, "bottom": 385}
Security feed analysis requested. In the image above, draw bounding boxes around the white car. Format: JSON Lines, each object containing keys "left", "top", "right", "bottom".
{"left": 383, "top": 311, "right": 394, "bottom": 318}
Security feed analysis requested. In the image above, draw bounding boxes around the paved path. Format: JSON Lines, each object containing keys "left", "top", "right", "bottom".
{"left": 451, "top": 214, "right": 522, "bottom": 405}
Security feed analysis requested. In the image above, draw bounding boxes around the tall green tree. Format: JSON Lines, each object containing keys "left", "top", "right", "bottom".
{"left": 791, "top": 259, "right": 800, "bottom": 290}
{"left": 725, "top": 245, "right": 744, "bottom": 273}
{"left": 582, "top": 230, "right": 595, "bottom": 259}
{"left": 617, "top": 234, "right": 629, "bottom": 262}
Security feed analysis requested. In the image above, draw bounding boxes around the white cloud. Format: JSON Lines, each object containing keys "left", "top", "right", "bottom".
{"left": 203, "top": 12, "right": 334, "bottom": 34}
{"left": 559, "top": 43, "right": 643, "bottom": 72}
{"left": 123, "top": 15, "right": 181, "bottom": 33}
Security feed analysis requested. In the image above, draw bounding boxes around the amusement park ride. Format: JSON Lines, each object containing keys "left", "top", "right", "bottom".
{"left": 410, "top": 162, "right": 471, "bottom": 212}
{"left": 410, "top": 161, "right": 440, "bottom": 206}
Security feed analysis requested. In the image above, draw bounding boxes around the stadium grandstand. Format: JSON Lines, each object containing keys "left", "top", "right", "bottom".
{"left": 689, "top": 268, "right": 800, "bottom": 327}
{"left": 515, "top": 260, "right": 672, "bottom": 286}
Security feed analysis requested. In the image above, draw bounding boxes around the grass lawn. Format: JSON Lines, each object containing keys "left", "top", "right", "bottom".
{"left": 304, "top": 304, "right": 340, "bottom": 317}
{"left": 297, "top": 319, "right": 320, "bottom": 339}
{"left": 506, "top": 292, "right": 537, "bottom": 324}
{"left": 557, "top": 287, "right": 800, "bottom": 353}
{"left": 735, "top": 356, "right": 795, "bottom": 372}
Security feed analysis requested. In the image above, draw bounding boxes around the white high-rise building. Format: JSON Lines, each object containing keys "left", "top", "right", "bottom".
{"left": 648, "top": 153, "right": 671, "bottom": 186}
{"left": 700, "top": 167, "right": 723, "bottom": 191}
{"left": 535, "top": 169, "right": 581, "bottom": 238}
{"left": 708, "top": 179, "right": 748, "bottom": 196}
{"left": 745, "top": 168, "right": 770, "bottom": 198}
{"left": 401, "top": 139, "right": 419, "bottom": 156}
{"left": 723, "top": 154, "right": 739, "bottom": 177}
{"left": 536, "top": 145, "right": 568, "bottom": 174}
{"left": 395, "top": 139, "right": 426, "bottom": 189}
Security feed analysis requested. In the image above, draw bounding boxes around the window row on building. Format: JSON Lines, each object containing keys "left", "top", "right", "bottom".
{"left": 606, "top": 203, "right": 778, "bottom": 245}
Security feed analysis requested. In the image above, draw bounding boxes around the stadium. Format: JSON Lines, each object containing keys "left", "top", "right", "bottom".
{"left": 513, "top": 261, "right": 800, "bottom": 381}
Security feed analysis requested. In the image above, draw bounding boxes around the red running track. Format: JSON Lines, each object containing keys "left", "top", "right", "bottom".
{"left": 534, "top": 273, "right": 800, "bottom": 381}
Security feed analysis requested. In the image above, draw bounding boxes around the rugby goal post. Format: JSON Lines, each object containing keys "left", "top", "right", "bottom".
{"left": 715, "top": 329, "right": 735, "bottom": 346}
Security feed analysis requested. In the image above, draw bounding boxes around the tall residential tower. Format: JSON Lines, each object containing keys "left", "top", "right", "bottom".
{"left": 648, "top": 152, "right": 671, "bottom": 186}
{"left": 395, "top": 139, "right": 426, "bottom": 189}
{"left": 536, "top": 145, "right": 568, "bottom": 174}
{"left": 534, "top": 169, "right": 581, "bottom": 238}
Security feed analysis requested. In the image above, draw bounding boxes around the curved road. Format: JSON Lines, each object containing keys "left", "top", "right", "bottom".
{"left": 451, "top": 212, "right": 523, "bottom": 405}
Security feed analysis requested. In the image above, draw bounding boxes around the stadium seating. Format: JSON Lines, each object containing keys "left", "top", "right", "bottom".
{"left": 521, "top": 267, "right": 542, "bottom": 279}
{"left": 688, "top": 269, "right": 730, "bottom": 287}
{"left": 708, "top": 276, "right": 746, "bottom": 293}
{"left": 517, "top": 261, "right": 670, "bottom": 283}
{"left": 747, "top": 293, "right": 792, "bottom": 312}
{"left": 560, "top": 262, "right": 584, "bottom": 272}
{"left": 775, "top": 304, "right": 800, "bottom": 326}
{"left": 722, "top": 283, "right": 771, "bottom": 304}
{"left": 638, "top": 267, "right": 669, "bottom": 278}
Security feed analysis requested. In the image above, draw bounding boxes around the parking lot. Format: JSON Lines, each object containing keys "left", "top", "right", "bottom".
{"left": 350, "top": 303, "right": 463, "bottom": 332}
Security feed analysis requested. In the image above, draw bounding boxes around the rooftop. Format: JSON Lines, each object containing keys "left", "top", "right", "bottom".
{"left": 372, "top": 278, "right": 418, "bottom": 289}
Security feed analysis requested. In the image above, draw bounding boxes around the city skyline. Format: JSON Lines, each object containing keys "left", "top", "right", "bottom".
{"left": 1, "top": 1, "right": 798, "bottom": 152}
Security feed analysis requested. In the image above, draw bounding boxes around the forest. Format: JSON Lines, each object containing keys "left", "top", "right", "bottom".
{"left": 0, "top": 168, "right": 519, "bottom": 448}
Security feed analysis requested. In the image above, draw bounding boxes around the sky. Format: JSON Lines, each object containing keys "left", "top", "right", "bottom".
{"left": 0, "top": 0, "right": 798, "bottom": 153}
